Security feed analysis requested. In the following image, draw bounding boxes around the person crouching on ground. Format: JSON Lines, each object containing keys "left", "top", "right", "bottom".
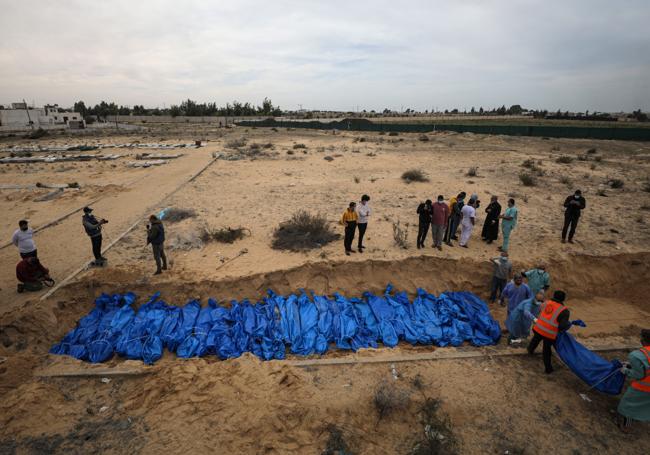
{"left": 12, "top": 219, "right": 38, "bottom": 258}
{"left": 459, "top": 198, "right": 476, "bottom": 248}
{"left": 527, "top": 290, "right": 571, "bottom": 374}
{"left": 416, "top": 199, "right": 432, "bottom": 249}
{"left": 82, "top": 206, "right": 108, "bottom": 265}
{"left": 431, "top": 195, "right": 449, "bottom": 250}
{"left": 147, "top": 215, "right": 167, "bottom": 275}
{"left": 506, "top": 291, "right": 544, "bottom": 345}
{"left": 340, "top": 202, "right": 358, "bottom": 256}
{"left": 617, "top": 329, "right": 650, "bottom": 432}
{"left": 16, "top": 256, "right": 53, "bottom": 293}
{"left": 356, "top": 194, "right": 371, "bottom": 253}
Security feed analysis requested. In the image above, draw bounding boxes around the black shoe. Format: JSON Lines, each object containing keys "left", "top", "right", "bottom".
{"left": 17, "top": 283, "right": 24, "bottom": 293}
{"left": 358, "top": 248, "right": 363, "bottom": 253}
{"left": 162, "top": 264, "right": 168, "bottom": 270}
{"left": 568, "top": 239, "right": 574, "bottom": 244}
{"left": 154, "top": 270, "right": 162, "bottom": 275}
{"left": 345, "top": 251, "right": 350, "bottom": 256}
{"left": 451, "top": 235, "right": 458, "bottom": 240}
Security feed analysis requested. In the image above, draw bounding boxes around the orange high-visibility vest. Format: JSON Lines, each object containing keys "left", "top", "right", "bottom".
{"left": 631, "top": 347, "right": 650, "bottom": 393}
{"left": 532, "top": 300, "right": 566, "bottom": 340}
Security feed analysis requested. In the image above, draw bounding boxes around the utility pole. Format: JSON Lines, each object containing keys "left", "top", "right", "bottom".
{"left": 22, "top": 98, "right": 34, "bottom": 130}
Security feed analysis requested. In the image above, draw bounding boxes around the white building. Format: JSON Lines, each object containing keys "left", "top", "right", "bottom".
{"left": 0, "top": 104, "right": 83, "bottom": 128}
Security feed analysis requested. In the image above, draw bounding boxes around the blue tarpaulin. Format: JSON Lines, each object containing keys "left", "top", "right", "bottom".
{"left": 51, "top": 286, "right": 502, "bottom": 365}
{"left": 555, "top": 331, "right": 625, "bottom": 395}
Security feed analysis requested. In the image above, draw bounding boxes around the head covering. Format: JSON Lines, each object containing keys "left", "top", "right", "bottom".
{"left": 469, "top": 193, "right": 478, "bottom": 201}
{"left": 552, "top": 290, "right": 566, "bottom": 303}
{"left": 83, "top": 206, "right": 93, "bottom": 213}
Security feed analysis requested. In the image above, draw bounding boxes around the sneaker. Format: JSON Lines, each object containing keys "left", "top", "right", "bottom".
{"left": 461, "top": 244, "right": 468, "bottom": 248}
{"left": 509, "top": 338, "right": 523, "bottom": 344}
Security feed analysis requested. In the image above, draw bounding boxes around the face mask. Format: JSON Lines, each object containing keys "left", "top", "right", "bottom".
{"left": 536, "top": 300, "right": 544, "bottom": 305}
{"left": 574, "top": 195, "right": 580, "bottom": 199}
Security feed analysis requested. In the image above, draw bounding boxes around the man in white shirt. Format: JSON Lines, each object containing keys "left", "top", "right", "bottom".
{"left": 356, "top": 194, "right": 371, "bottom": 252}
{"left": 12, "top": 219, "right": 37, "bottom": 258}
{"left": 459, "top": 199, "right": 476, "bottom": 248}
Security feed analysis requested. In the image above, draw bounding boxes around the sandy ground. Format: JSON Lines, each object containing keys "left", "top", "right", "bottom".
{"left": 1, "top": 124, "right": 649, "bottom": 454}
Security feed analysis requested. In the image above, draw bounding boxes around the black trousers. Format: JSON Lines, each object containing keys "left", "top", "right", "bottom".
{"left": 562, "top": 214, "right": 579, "bottom": 240}
{"left": 20, "top": 249, "right": 38, "bottom": 259}
{"left": 357, "top": 223, "right": 367, "bottom": 249}
{"left": 91, "top": 235, "right": 103, "bottom": 260}
{"left": 344, "top": 221, "right": 356, "bottom": 251}
{"left": 417, "top": 221, "right": 430, "bottom": 247}
{"left": 152, "top": 243, "right": 167, "bottom": 271}
{"left": 527, "top": 331, "right": 554, "bottom": 373}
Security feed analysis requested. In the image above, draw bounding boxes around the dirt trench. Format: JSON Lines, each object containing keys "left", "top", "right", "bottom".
{"left": 1, "top": 252, "right": 649, "bottom": 454}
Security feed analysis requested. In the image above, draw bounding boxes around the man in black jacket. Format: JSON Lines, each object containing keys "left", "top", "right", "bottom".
{"left": 562, "top": 190, "right": 586, "bottom": 243}
{"left": 82, "top": 207, "right": 107, "bottom": 265}
{"left": 147, "top": 215, "right": 167, "bottom": 275}
{"left": 416, "top": 200, "right": 433, "bottom": 249}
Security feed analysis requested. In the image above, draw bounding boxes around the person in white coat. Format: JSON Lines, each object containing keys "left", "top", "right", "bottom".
{"left": 459, "top": 199, "right": 476, "bottom": 248}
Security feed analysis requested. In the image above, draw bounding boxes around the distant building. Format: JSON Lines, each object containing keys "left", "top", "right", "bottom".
{"left": 0, "top": 103, "right": 83, "bottom": 128}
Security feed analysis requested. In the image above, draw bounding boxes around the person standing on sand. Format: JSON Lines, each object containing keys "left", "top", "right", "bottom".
{"left": 459, "top": 199, "right": 476, "bottom": 248}
{"left": 147, "top": 215, "right": 167, "bottom": 275}
{"left": 499, "top": 273, "right": 532, "bottom": 315}
{"left": 416, "top": 200, "right": 433, "bottom": 249}
{"left": 340, "top": 202, "right": 358, "bottom": 256}
{"left": 431, "top": 195, "right": 449, "bottom": 250}
{"left": 499, "top": 198, "right": 518, "bottom": 252}
{"left": 522, "top": 263, "right": 550, "bottom": 296}
{"left": 445, "top": 191, "right": 466, "bottom": 245}
{"left": 616, "top": 329, "right": 650, "bottom": 432}
{"left": 356, "top": 194, "right": 371, "bottom": 253}
{"left": 527, "top": 290, "right": 571, "bottom": 374}
{"left": 562, "top": 189, "right": 586, "bottom": 244}
{"left": 82, "top": 206, "right": 108, "bottom": 265}
{"left": 481, "top": 196, "right": 501, "bottom": 244}
{"left": 489, "top": 252, "right": 512, "bottom": 303}
{"left": 12, "top": 219, "right": 38, "bottom": 258}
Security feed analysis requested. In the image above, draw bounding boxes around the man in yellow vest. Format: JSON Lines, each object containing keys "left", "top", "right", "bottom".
{"left": 617, "top": 329, "right": 650, "bottom": 432}
{"left": 527, "top": 290, "right": 571, "bottom": 374}
{"left": 340, "top": 202, "right": 359, "bottom": 256}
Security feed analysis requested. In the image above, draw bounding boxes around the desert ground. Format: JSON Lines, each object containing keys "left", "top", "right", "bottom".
{"left": 1, "top": 122, "right": 650, "bottom": 454}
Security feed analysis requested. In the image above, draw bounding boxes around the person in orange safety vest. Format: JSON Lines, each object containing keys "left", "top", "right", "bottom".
{"left": 526, "top": 290, "right": 571, "bottom": 374}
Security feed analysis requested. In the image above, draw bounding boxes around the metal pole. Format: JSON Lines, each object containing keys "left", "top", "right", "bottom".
{"left": 23, "top": 98, "right": 34, "bottom": 130}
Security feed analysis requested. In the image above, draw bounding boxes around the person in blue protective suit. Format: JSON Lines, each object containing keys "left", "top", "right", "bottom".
{"left": 505, "top": 291, "right": 544, "bottom": 344}
{"left": 522, "top": 263, "right": 550, "bottom": 296}
{"left": 617, "top": 329, "right": 650, "bottom": 432}
{"left": 499, "top": 273, "right": 532, "bottom": 315}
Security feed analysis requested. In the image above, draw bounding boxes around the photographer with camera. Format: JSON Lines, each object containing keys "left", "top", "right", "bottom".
{"left": 82, "top": 206, "right": 108, "bottom": 265}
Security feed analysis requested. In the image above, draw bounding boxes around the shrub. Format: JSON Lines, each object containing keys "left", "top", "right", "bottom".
{"left": 594, "top": 155, "right": 603, "bottom": 162}
{"left": 522, "top": 159, "right": 535, "bottom": 169}
{"left": 597, "top": 188, "right": 607, "bottom": 197}
{"left": 263, "top": 142, "right": 273, "bottom": 149}
{"left": 418, "top": 134, "right": 429, "bottom": 142}
{"left": 388, "top": 131, "right": 399, "bottom": 136}
{"left": 556, "top": 155, "right": 573, "bottom": 164}
{"left": 373, "top": 380, "right": 410, "bottom": 424}
{"left": 354, "top": 176, "right": 360, "bottom": 184}
{"left": 287, "top": 150, "right": 294, "bottom": 155}
{"left": 163, "top": 207, "right": 196, "bottom": 223}
{"left": 324, "top": 155, "right": 334, "bottom": 161}
{"left": 519, "top": 172, "right": 536, "bottom": 186}
{"left": 225, "top": 138, "right": 247, "bottom": 149}
{"left": 411, "top": 398, "right": 458, "bottom": 455}
{"left": 586, "top": 148, "right": 597, "bottom": 154}
{"left": 293, "top": 143, "right": 307, "bottom": 149}
{"left": 401, "top": 169, "right": 429, "bottom": 183}
{"left": 322, "top": 424, "right": 350, "bottom": 455}
{"left": 201, "top": 226, "right": 250, "bottom": 244}
{"left": 608, "top": 178, "right": 624, "bottom": 189}
{"left": 559, "top": 175, "right": 572, "bottom": 186}
{"left": 27, "top": 128, "right": 47, "bottom": 139}
{"left": 577, "top": 154, "right": 588, "bottom": 161}
{"left": 466, "top": 167, "right": 478, "bottom": 177}
{"left": 272, "top": 211, "right": 339, "bottom": 250}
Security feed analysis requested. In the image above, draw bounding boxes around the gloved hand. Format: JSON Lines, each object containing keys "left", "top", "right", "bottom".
{"left": 571, "top": 319, "right": 587, "bottom": 327}
{"left": 533, "top": 318, "right": 538, "bottom": 323}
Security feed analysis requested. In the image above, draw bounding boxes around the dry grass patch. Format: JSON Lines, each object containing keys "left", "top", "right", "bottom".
{"left": 272, "top": 210, "right": 339, "bottom": 251}
{"left": 402, "top": 169, "right": 429, "bottom": 183}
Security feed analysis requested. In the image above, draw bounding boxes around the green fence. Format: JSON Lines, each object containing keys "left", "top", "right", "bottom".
{"left": 237, "top": 118, "right": 650, "bottom": 141}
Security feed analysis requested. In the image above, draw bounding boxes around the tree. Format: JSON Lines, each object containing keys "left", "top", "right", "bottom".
{"left": 479, "top": 107, "right": 484, "bottom": 114}
{"left": 507, "top": 104, "right": 523, "bottom": 115}
{"left": 73, "top": 101, "right": 87, "bottom": 117}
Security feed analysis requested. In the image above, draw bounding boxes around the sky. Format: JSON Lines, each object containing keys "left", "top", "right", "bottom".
{"left": 0, "top": 0, "right": 649, "bottom": 112}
